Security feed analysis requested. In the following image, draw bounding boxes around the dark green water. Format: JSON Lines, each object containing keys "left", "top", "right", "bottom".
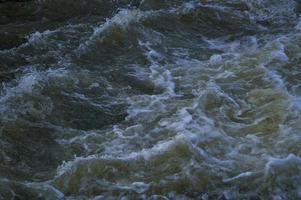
{"left": 0, "top": 0, "right": 301, "bottom": 199}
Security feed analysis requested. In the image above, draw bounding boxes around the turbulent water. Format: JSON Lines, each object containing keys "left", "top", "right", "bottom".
{"left": 0, "top": 0, "right": 301, "bottom": 199}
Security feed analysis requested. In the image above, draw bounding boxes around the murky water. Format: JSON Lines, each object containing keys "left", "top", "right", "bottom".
{"left": 0, "top": 0, "right": 301, "bottom": 199}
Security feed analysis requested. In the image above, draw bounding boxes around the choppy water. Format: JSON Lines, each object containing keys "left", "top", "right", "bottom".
{"left": 0, "top": 0, "right": 301, "bottom": 199}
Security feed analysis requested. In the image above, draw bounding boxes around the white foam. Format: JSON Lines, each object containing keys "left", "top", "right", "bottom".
{"left": 139, "top": 41, "right": 176, "bottom": 96}
{"left": 265, "top": 154, "right": 301, "bottom": 176}
{"left": 269, "top": 42, "right": 289, "bottom": 62}
{"left": 203, "top": 36, "right": 240, "bottom": 52}
{"left": 24, "top": 24, "right": 84, "bottom": 48}
{"left": 215, "top": 70, "right": 235, "bottom": 79}
{"left": 26, "top": 30, "right": 53, "bottom": 43}
{"left": 79, "top": 9, "right": 151, "bottom": 50}
{"left": 291, "top": 96, "right": 301, "bottom": 109}
{"left": 55, "top": 139, "right": 181, "bottom": 177}
{"left": 223, "top": 189, "right": 239, "bottom": 200}
{"left": 56, "top": 154, "right": 98, "bottom": 177}
{"left": 131, "top": 182, "right": 150, "bottom": 194}
{"left": 93, "top": 9, "right": 145, "bottom": 35}
{"left": 15, "top": 73, "right": 40, "bottom": 93}
{"left": 0, "top": 71, "right": 41, "bottom": 115}
{"left": 182, "top": 1, "right": 197, "bottom": 12}
{"left": 270, "top": 50, "right": 289, "bottom": 62}
{"left": 91, "top": 195, "right": 105, "bottom": 200}
{"left": 209, "top": 54, "right": 222, "bottom": 64}
{"left": 0, "top": 67, "right": 68, "bottom": 120}
{"left": 162, "top": 108, "right": 192, "bottom": 131}
{"left": 89, "top": 82, "right": 100, "bottom": 89}
{"left": 125, "top": 136, "right": 186, "bottom": 161}
{"left": 223, "top": 171, "right": 256, "bottom": 182}
{"left": 265, "top": 69, "right": 285, "bottom": 89}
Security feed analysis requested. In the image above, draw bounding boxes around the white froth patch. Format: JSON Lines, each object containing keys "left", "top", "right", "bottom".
{"left": 131, "top": 182, "right": 150, "bottom": 194}
{"left": 0, "top": 67, "right": 68, "bottom": 118}
{"left": 79, "top": 9, "right": 150, "bottom": 50}
{"left": 2, "top": 68, "right": 67, "bottom": 96}
{"left": 223, "top": 189, "right": 239, "bottom": 200}
{"left": 265, "top": 154, "right": 301, "bottom": 175}
{"left": 215, "top": 70, "right": 235, "bottom": 79}
{"left": 126, "top": 138, "right": 178, "bottom": 160}
{"left": 25, "top": 24, "right": 83, "bottom": 47}
{"left": 94, "top": 9, "right": 145, "bottom": 34}
{"left": 26, "top": 30, "right": 51, "bottom": 43}
{"left": 223, "top": 171, "right": 256, "bottom": 183}
{"left": 291, "top": 96, "right": 301, "bottom": 109}
{"left": 165, "top": 108, "right": 192, "bottom": 131}
{"left": 17, "top": 73, "right": 40, "bottom": 93}
{"left": 56, "top": 154, "right": 98, "bottom": 177}
{"left": 22, "top": 30, "right": 58, "bottom": 48}
{"left": 204, "top": 37, "right": 240, "bottom": 52}
{"left": 269, "top": 42, "right": 289, "bottom": 62}
{"left": 270, "top": 50, "right": 289, "bottom": 62}
{"left": 146, "top": 49, "right": 162, "bottom": 62}
{"left": 113, "top": 125, "right": 143, "bottom": 139}
{"left": 139, "top": 41, "right": 176, "bottom": 96}
{"left": 182, "top": 1, "right": 197, "bottom": 13}
{"left": 0, "top": 71, "right": 41, "bottom": 109}
{"left": 161, "top": 70, "right": 175, "bottom": 96}
{"left": 112, "top": 130, "right": 196, "bottom": 161}
{"left": 209, "top": 54, "right": 222, "bottom": 64}
{"left": 89, "top": 82, "right": 100, "bottom": 89}
{"left": 265, "top": 69, "right": 285, "bottom": 88}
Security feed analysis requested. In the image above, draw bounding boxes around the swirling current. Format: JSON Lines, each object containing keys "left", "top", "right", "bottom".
{"left": 1, "top": 0, "right": 301, "bottom": 199}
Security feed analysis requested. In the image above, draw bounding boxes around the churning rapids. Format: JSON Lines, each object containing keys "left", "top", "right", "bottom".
{"left": 1, "top": 0, "right": 301, "bottom": 199}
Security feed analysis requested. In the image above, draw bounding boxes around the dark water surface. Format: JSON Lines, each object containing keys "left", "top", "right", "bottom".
{"left": 0, "top": 0, "right": 301, "bottom": 199}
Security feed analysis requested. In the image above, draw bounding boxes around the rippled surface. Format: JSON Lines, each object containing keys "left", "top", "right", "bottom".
{"left": 1, "top": 0, "right": 301, "bottom": 199}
